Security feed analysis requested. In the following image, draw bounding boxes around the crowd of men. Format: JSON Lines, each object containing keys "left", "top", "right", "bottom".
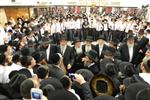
{"left": 0, "top": 8, "right": 150, "bottom": 100}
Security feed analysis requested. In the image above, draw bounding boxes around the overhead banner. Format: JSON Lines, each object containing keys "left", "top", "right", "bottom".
{"left": 0, "top": 0, "right": 148, "bottom": 7}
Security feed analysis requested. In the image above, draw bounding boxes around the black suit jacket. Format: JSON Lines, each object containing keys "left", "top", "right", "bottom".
{"left": 95, "top": 44, "right": 109, "bottom": 59}
{"left": 59, "top": 45, "right": 75, "bottom": 69}
{"left": 119, "top": 43, "right": 139, "bottom": 64}
{"left": 39, "top": 44, "right": 60, "bottom": 64}
{"left": 135, "top": 36, "right": 149, "bottom": 65}
{"left": 71, "top": 46, "right": 84, "bottom": 72}
{"left": 48, "top": 64, "right": 65, "bottom": 80}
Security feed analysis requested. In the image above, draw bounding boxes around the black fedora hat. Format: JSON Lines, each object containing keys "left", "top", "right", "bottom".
{"left": 85, "top": 50, "right": 99, "bottom": 62}
{"left": 127, "top": 34, "right": 135, "bottom": 40}
{"left": 59, "top": 34, "right": 68, "bottom": 41}
{"left": 85, "top": 36, "right": 93, "bottom": 42}
{"left": 90, "top": 73, "right": 115, "bottom": 96}
{"left": 39, "top": 37, "right": 52, "bottom": 44}
{"left": 97, "top": 35, "right": 105, "bottom": 41}
{"left": 72, "top": 37, "right": 81, "bottom": 45}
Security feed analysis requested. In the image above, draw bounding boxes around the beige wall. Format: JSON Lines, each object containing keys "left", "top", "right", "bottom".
{"left": 5, "top": 7, "right": 29, "bottom": 21}
{"left": 0, "top": 8, "right": 7, "bottom": 26}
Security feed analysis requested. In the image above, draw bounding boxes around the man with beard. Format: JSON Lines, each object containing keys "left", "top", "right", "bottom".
{"left": 119, "top": 35, "right": 139, "bottom": 65}
{"left": 82, "top": 36, "right": 96, "bottom": 53}
{"left": 82, "top": 50, "right": 99, "bottom": 75}
{"left": 72, "top": 38, "right": 84, "bottom": 72}
{"left": 38, "top": 37, "right": 60, "bottom": 64}
{"left": 95, "top": 35, "right": 109, "bottom": 61}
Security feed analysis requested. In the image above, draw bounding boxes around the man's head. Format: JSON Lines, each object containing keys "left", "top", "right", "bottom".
{"left": 140, "top": 57, "right": 150, "bottom": 73}
{"left": 127, "top": 35, "right": 135, "bottom": 46}
{"left": 84, "top": 50, "right": 98, "bottom": 67}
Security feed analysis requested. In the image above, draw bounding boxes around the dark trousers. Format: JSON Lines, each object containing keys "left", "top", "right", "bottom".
{"left": 74, "top": 29, "right": 84, "bottom": 41}
{"left": 103, "top": 30, "right": 109, "bottom": 41}
{"left": 82, "top": 28, "right": 90, "bottom": 40}
{"left": 90, "top": 28, "right": 96, "bottom": 41}
{"left": 53, "top": 32, "right": 61, "bottom": 44}
{"left": 65, "top": 29, "right": 74, "bottom": 41}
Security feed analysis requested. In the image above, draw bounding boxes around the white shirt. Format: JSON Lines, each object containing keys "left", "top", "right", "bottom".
{"left": 125, "top": 23, "right": 132, "bottom": 33}
{"left": 0, "top": 65, "right": 5, "bottom": 83}
{"left": 119, "top": 22, "right": 127, "bottom": 31}
{"left": 99, "top": 46, "right": 103, "bottom": 56}
{"left": 88, "top": 63, "right": 95, "bottom": 68}
{"left": 64, "top": 20, "right": 71, "bottom": 29}
{"left": 75, "top": 19, "right": 81, "bottom": 29}
{"left": 46, "top": 44, "right": 50, "bottom": 61}
{"left": 3, "top": 63, "right": 24, "bottom": 83}
{"left": 55, "top": 22, "right": 61, "bottom": 33}
{"left": 103, "top": 23, "right": 108, "bottom": 31}
{"left": 139, "top": 73, "right": 150, "bottom": 84}
{"left": 128, "top": 45, "right": 134, "bottom": 62}
{"left": 51, "top": 23, "right": 56, "bottom": 34}
{"left": 109, "top": 22, "right": 115, "bottom": 30}
{"left": 96, "top": 22, "right": 103, "bottom": 31}
{"left": 69, "top": 89, "right": 81, "bottom": 100}
{"left": 70, "top": 20, "right": 76, "bottom": 29}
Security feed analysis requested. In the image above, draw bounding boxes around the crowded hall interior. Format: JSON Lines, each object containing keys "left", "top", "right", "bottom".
{"left": 0, "top": 0, "right": 150, "bottom": 100}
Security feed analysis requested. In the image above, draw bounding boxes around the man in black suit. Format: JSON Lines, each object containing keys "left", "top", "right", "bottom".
{"left": 95, "top": 35, "right": 109, "bottom": 60}
{"left": 38, "top": 37, "right": 60, "bottom": 64}
{"left": 59, "top": 35, "right": 75, "bottom": 71}
{"left": 82, "top": 36, "right": 96, "bottom": 54}
{"left": 48, "top": 53, "right": 65, "bottom": 80}
{"left": 135, "top": 29, "right": 149, "bottom": 65}
{"left": 119, "top": 35, "right": 139, "bottom": 65}
{"left": 72, "top": 37, "right": 84, "bottom": 72}
{"left": 82, "top": 50, "right": 99, "bottom": 75}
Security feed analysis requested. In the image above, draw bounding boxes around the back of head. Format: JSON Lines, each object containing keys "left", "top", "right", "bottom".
{"left": 49, "top": 89, "right": 78, "bottom": 100}
{"left": 94, "top": 95, "right": 117, "bottom": 100}
{"left": 125, "top": 82, "right": 149, "bottom": 100}
{"left": 20, "top": 56, "right": 32, "bottom": 68}
{"left": 36, "top": 65, "right": 49, "bottom": 79}
{"left": 42, "top": 84, "right": 55, "bottom": 98}
{"left": 51, "top": 53, "right": 62, "bottom": 65}
{"left": 20, "top": 79, "right": 34, "bottom": 99}
{"left": 12, "top": 54, "right": 21, "bottom": 64}
{"left": 75, "top": 69, "right": 94, "bottom": 82}
{"left": 60, "top": 76, "right": 71, "bottom": 89}
{"left": 18, "top": 68, "right": 32, "bottom": 78}
{"left": 40, "top": 77, "right": 63, "bottom": 90}
{"left": 0, "top": 94, "right": 10, "bottom": 100}
{"left": 142, "top": 57, "right": 150, "bottom": 73}
{"left": 105, "top": 63, "right": 116, "bottom": 76}
{"left": 9, "top": 74, "right": 27, "bottom": 92}
{"left": 136, "top": 88, "right": 150, "bottom": 100}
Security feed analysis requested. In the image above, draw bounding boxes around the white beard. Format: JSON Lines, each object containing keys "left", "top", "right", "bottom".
{"left": 75, "top": 47, "right": 83, "bottom": 54}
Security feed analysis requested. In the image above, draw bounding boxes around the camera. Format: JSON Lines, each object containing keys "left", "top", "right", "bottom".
{"left": 68, "top": 73, "right": 76, "bottom": 80}
{"left": 31, "top": 88, "right": 43, "bottom": 100}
